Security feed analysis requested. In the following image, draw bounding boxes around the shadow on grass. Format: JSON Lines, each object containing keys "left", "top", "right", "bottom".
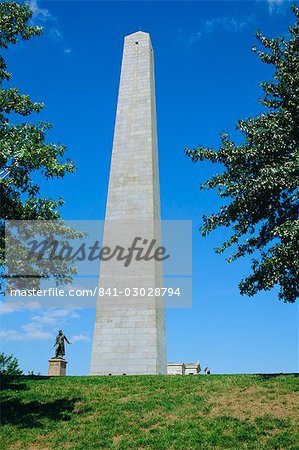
{"left": 255, "top": 373, "right": 298, "bottom": 381}
{"left": 1, "top": 375, "right": 49, "bottom": 391}
{"left": 1, "top": 397, "right": 79, "bottom": 428}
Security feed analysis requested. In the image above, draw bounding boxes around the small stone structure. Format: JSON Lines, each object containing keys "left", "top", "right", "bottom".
{"left": 48, "top": 358, "right": 67, "bottom": 376}
{"left": 167, "top": 363, "right": 185, "bottom": 375}
{"left": 167, "top": 362, "right": 201, "bottom": 375}
{"left": 184, "top": 362, "right": 201, "bottom": 375}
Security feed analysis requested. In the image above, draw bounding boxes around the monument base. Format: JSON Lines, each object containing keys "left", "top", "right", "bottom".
{"left": 48, "top": 358, "right": 67, "bottom": 376}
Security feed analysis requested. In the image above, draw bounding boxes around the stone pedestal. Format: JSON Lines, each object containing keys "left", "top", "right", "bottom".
{"left": 48, "top": 358, "right": 67, "bottom": 376}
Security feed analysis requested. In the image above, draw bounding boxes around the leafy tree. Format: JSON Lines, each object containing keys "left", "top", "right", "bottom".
{"left": 186, "top": 6, "right": 299, "bottom": 303}
{"left": 0, "top": 2, "right": 79, "bottom": 292}
{"left": 0, "top": 352, "right": 23, "bottom": 375}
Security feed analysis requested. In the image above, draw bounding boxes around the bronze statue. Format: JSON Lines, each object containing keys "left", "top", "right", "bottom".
{"left": 54, "top": 330, "right": 71, "bottom": 359}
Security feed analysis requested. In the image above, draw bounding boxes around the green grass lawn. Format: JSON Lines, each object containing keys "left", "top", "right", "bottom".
{"left": 1, "top": 374, "right": 298, "bottom": 449}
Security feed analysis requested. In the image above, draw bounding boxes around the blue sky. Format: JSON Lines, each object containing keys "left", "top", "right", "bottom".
{"left": 1, "top": 0, "right": 298, "bottom": 375}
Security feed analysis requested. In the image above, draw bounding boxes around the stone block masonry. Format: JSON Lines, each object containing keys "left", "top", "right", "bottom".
{"left": 90, "top": 32, "right": 167, "bottom": 375}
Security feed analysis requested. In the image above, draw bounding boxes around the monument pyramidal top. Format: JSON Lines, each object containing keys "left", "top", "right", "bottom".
{"left": 126, "top": 30, "right": 150, "bottom": 36}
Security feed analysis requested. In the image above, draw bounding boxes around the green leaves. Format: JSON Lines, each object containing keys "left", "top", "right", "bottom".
{"left": 0, "top": 2, "right": 76, "bottom": 293}
{"left": 186, "top": 6, "right": 299, "bottom": 303}
{"left": 0, "top": 88, "right": 44, "bottom": 117}
{"left": 0, "top": 2, "right": 42, "bottom": 49}
{"left": 0, "top": 352, "right": 23, "bottom": 375}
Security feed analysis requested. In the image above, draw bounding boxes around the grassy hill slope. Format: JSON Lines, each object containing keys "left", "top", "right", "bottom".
{"left": 1, "top": 374, "right": 298, "bottom": 449}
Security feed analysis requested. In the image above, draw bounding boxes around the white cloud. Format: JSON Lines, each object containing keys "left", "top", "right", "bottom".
{"left": 188, "top": 32, "right": 202, "bottom": 46}
{"left": 71, "top": 334, "right": 90, "bottom": 343}
{"left": 20, "top": 319, "right": 53, "bottom": 340}
{"left": 204, "top": 16, "right": 248, "bottom": 33}
{"left": 0, "top": 301, "right": 41, "bottom": 314}
{"left": 0, "top": 328, "right": 52, "bottom": 341}
{"left": 0, "top": 308, "right": 81, "bottom": 342}
{"left": 187, "top": 15, "right": 253, "bottom": 46}
{"left": 266, "top": 0, "right": 290, "bottom": 14}
{"left": 64, "top": 48, "right": 72, "bottom": 54}
{"left": 29, "top": 0, "right": 64, "bottom": 43}
{"left": 30, "top": 0, "right": 51, "bottom": 21}
{"left": 49, "top": 27, "right": 63, "bottom": 42}
{"left": 30, "top": 308, "right": 80, "bottom": 326}
{"left": 267, "top": 0, "right": 285, "bottom": 4}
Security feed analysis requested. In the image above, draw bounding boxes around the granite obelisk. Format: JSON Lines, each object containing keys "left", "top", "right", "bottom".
{"left": 90, "top": 32, "right": 167, "bottom": 375}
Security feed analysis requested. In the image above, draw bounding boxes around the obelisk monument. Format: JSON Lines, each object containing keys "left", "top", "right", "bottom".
{"left": 90, "top": 31, "right": 167, "bottom": 375}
